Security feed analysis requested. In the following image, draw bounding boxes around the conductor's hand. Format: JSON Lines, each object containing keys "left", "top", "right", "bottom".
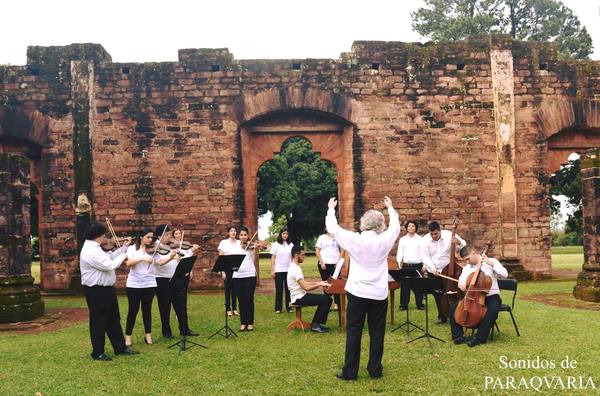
{"left": 328, "top": 197, "right": 337, "bottom": 209}
{"left": 383, "top": 196, "right": 393, "bottom": 209}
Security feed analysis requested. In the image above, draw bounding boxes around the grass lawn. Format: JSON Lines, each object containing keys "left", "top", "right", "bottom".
{"left": 3, "top": 273, "right": 600, "bottom": 394}
{"left": 550, "top": 246, "right": 584, "bottom": 271}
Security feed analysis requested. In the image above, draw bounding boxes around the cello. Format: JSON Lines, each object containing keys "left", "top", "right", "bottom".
{"left": 454, "top": 242, "right": 493, "bottom": 329}
{"left": 440, "top": 211, "right": 462, "bottom": 317}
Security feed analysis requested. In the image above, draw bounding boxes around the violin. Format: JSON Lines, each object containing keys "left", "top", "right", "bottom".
{"left": 100, "top": 236, "right": 132, "bottom": 252}
{"left": 453, "top": 242, "right": 494, "bottom": 329}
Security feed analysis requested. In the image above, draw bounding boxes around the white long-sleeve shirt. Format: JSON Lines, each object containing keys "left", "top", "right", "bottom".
{"left": 154, "top": 248, "right": 194, "bottom": 279}
{"left": 421, "top": 230, "right": 466, "bottom": 273}
{"left": 326, "top": 207, "right": 400, "bottom": 300}
{"left": 396, "top": 233, "right": 423, "bottom": 265}
{"left": 80, "top": 240, "right": 127, "bottom": 287}
{"left": 458, "top": 258, "right": 508, "bottom": 296}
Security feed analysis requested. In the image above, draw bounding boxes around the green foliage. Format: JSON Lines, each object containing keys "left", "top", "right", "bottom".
{"left": 412, "top": 0, "right": 593, "bottom": 59}
{"left": 550, "top": 158, "right": 582, "bottom": 244}
{"left": 267, "top": 214, "right": 288, "bottom": 243}
{"left": 258, "top": 137, "right": 338, "bottom": 244}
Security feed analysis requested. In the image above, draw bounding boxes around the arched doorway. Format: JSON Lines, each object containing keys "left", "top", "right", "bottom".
{"left": 240, "top": 109, "right": 356, "bottom": 234}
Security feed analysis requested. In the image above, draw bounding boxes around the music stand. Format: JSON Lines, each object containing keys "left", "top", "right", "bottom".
{"left": 167, "top": 256, "right": 208, "bottom": 352}
{"left": 389, "top": 269, "right": 425, "bottom": 335}
{"left": 208, "top": 254, "right": 245, "bottom": 340}
{"left": 405, "top": 277, "right": 446, "bottom": 345}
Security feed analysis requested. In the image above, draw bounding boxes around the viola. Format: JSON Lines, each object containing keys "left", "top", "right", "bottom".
{"left": 453, "top": 242, "right": 493, "bottom": 329}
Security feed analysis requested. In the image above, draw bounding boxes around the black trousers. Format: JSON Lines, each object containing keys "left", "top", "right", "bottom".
{"left": 342, "top": 293, "right": 387, "bottom": 379}
{"left": 399, "top": 263, "right": 424, "bottom": 308}
{"left": 449, "top": 294, "right": 502, "bottom": 342}
{"left": 83, "top": 285, "right": 127, "bottom": 358}
{"left": 125, "top": 287, "right": 156, "bottom": 335}
{"left": 274, "top": 271, "right": 290, "bottom": 312}
{"left": 432, "top": 277, "right": 447, "bottom": 321}
{"left": 318, "top": 263, "right": 340, "bottom": 305}
{"left": 156, "top": 276, "right": 190, "bottom": 335}
{"left": 234, "top": 276, "right": 256, "bottom": 325}
{"left": 294, "top": 293, "right": 332, "bottom": 325}
{"left": 224, "top": 270, "right": 237, "bottom": 311}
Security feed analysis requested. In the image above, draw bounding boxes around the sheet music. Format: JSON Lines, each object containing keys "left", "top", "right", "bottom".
{"left": 332, "top": 257, "right": 345, "bottom": 279}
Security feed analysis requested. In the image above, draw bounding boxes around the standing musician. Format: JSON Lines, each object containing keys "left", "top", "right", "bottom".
{"left": 326, "top": 196, "right": 400, "bottom": 381}
{"left": 79, "top": 222, "right": 139, "bottom": 361}
{"left": 234, "top": 227, "right": 260, "bottom": 331}
{"left": 287, "top": 245, "right": 332, "bottom": 333}
{"left": 270, "top": 228, "right": 294, "bottom": 314}
{"left": 154, "top": 225, "right": 201, "bottom": 338}
{"left": 395, "top": 220, "right": 425, "bottom": 311}
{"left": 449, "top": 246, "right": 508, "bottom": 347}
{"left": 315, "top": 228, "right": 343, "bottom": 311}
{"left": 124, "top": 228, "right": 157, "bottom": 346}
{"left": 218, "top": 226, "right": 240, "bottom": 317}
{"left": 421, "top": 221, "right": 466, "bottom": 324}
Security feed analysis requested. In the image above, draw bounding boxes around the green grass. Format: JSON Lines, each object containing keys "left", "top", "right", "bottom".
{"left": 551, "top": 246, "right": 583, "bottom": 255}
{"left": 2, "top": 274, "right": 600, "bottom": 395}
{"left": 550, "top": 246, "right": 584, "bottom": 271}
{"left": 31, "top": 260, "right": 40, "bottom": 284}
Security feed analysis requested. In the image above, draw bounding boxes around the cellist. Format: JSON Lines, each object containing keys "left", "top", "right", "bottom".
{"left": 421, "top": 221, "right": 466, "bottom": 323}
{"left": 449, "top": 245, "right": 508, "bottom": 347}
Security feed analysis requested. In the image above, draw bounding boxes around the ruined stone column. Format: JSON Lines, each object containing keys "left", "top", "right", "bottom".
{"left": 0, "top": 153, "right": 44, "bottom": 323}
{"left": 574, "top": 149, "right": 600, "bottom": 302}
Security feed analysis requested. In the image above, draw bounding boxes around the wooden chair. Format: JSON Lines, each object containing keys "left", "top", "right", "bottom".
{"left": 286, "top": 304, "right": 311, "bottom": 333}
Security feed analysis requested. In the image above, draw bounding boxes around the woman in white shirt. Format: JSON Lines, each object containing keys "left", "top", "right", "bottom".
{"left": 124, "top": 228, "right": 156, "bottom": 346}
{"left": 217, "top": 226, "right": 241, "bottom": 317}
{"left": 315, "top": 229, "right": 342, "bottom": 310}
{"left": 233, "top": 226, "right": 259, "bottom": 331}
{"left": 270, "top": 228, "right": 293, "bottom": 313}
{"left": 395, "top": 220, "right": 425, "bottom": 310}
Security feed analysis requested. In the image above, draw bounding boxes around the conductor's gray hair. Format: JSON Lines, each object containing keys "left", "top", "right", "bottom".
{"left": 360, "top": 209, "right": 385, "bottom": 233}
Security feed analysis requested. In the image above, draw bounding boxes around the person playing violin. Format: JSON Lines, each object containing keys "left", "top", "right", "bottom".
{"left": 449, "top": 245, "right": 508, "bottom": 347}
{"left": 154, "top": 225, "right": 201, "bottom": 339}
{"left": 233, "top": 226, "right": 261, "bottom": 331}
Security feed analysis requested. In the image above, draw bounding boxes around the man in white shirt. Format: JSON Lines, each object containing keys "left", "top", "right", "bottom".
{"left": 326, "top": 196, "right": 400, "bottom": 381}
{"left": 287, "top": 245, "right": 332, "bottom": 333}
{"left": 449, "top": 245, "right": 508, "bottom": 347}
{"left": 420, "top": 221, "right": 466, "bottom": 323}
{"left": 80, "top": 222, "right": 139, "bottom": 361}
{"left": 395, "top": 220, "right": 424, "bottom": 310}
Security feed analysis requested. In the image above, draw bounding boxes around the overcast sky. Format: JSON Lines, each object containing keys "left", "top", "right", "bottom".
{"left": 1, "top": 0, "right": 598, "bottom": 65}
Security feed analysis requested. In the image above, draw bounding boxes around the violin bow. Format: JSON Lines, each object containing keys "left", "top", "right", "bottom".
{"left": 148, "top": 224, "right": 169, "bottom": 269}
{"left": 105, "top": 218, "right": 121, "bottom": 249}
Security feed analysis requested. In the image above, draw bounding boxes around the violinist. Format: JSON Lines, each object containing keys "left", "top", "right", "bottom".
{"left": 217, "top": 226, "right": 241, "bottom": 317}
{"left": 79, "top": 222, "right": 138, "bottom": 361}
{"left": 154, "top": 225, "right": 201, "bottom": 339}
{"left": 449, "top": 246, "right": 508, "bottom": 347}
{"left": 421, "top": 221, "right": 466, "bottom": 324}
{"left": 233, "top": 227, "right": 259, "bottom": 331}
{"left": 124, "top": 227, "right": 157, "bottom": 346}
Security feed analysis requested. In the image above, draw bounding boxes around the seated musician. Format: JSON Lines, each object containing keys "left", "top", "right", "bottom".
{"left": 287, "top": 245, "right": 332, "bottom": 333}
{"left": 449, "top": 246, "right": 508, "bottom": 347}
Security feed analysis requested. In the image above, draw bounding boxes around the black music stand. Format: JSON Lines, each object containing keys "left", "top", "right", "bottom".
{"left": 405, "top": 277, "right": 446, "bottom": 345}
{"left": 167, "top": 256, "right": 208, "bottom": 352}
{"left": 389, "top": 269, "right": 425, "bottom": 335}
{"left": 208, "top": 254, "right": 245, "bottom": 340}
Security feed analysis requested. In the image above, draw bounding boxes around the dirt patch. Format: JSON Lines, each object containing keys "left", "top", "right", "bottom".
{"left": 551, "top": 269, "right": 580, "bottom": 279}
{"left": 0, "top": 307, "right": 87, "bottom": 334}
{"left": 522, "top": 292, "right": 600, "bottom": 311}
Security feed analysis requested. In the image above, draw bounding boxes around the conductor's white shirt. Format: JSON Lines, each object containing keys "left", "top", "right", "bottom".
{"left": 326, "top": 207, "right": 401, "bottom": 300}
{"left": 80, "top": 240, "right": 127, "bottom": 287}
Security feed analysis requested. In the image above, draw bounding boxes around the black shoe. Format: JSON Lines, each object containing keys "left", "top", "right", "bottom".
{"left": 92, "top": 353, "right": 112, "bottom": 361}
{"left": 370, "top": 373, "right": 383, "bottom": 379}
{"left": 163, "top": 333, "right": 174, "bottom": 340}
{"left": 467, "top": 338, "right": 484, "bottom": 348}
{"left": 453, "top": 337, "right": 466, "bottom": 345}
{"left": 336, "top": 372, "right": 357, "bottom": 381}
{"left": 310, "top": 324, "right": 329, "bottom": 333}
{"left": 399, "top": 306, "right": 407, "bottom": 311}
{"left": 435, "top": 318, "right": 447, "bottom": 324}
{"left": 416, "top": 305, "right": 425, "bottom": 310}
{"left": 116, "top": 347, "right": 139, "bottom": 356}
{"left": 181, "top": 329, "right": 199, "bottom": 337}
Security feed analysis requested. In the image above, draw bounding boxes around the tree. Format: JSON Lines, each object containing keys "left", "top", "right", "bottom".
{"left": 412, "top": 0, "right": 593, "bottom": 59}
{"left": 549, "top": 158, "right": 582, "bottom": 244}
{"left": 257, "top": 137, "right": 338, "bottom": 245}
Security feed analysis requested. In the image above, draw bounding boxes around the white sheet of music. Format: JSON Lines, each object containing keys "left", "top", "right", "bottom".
{"left": 332, "top": 258, "right": 345, "bottom": 279}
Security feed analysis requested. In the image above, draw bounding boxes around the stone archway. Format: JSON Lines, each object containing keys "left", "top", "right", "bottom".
{"left": 0, "top": 106, "right": 48, "bottom": 322}
{"left": 237, "top": 88, "right": 359, "bottom": 233}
